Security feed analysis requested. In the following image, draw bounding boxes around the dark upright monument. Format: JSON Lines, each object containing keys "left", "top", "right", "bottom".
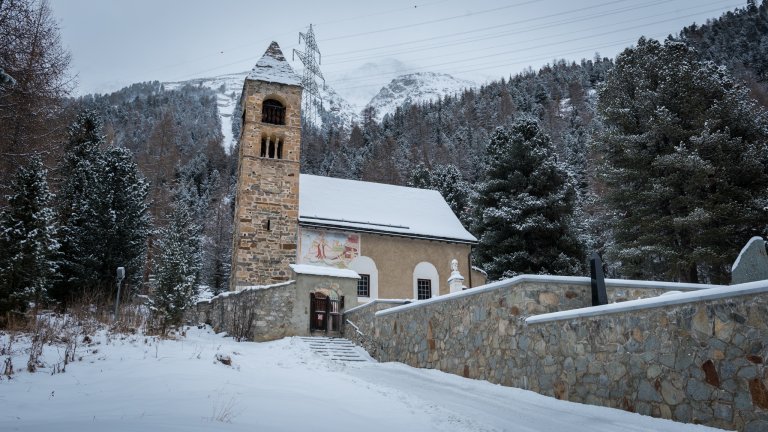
{"left": 590, "top": 252, "right": 608, "bottom": 306}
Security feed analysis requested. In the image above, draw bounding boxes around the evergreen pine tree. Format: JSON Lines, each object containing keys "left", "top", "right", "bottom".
{"left": 56, "top": 111, "right": 106, "bottom": 295}
{"left": 153, "top": 200, "right": 202, "bottom": 329}
{"left": 0, "top": 157, "right": 59, "bottom": 316}
{"left": 474, "top": 118, "right": 585, "bottom": 280}
{"left": 98, "top": 146, "right": 151, "bottom": 287}
{"left": 407, "top": 163, "right": 473, "bottom": 227}
{"left": 56, "top": 111, "right": 150, "bottom": 300}
{"left": 596, "top": 38, "right": 768, "bottom": 283}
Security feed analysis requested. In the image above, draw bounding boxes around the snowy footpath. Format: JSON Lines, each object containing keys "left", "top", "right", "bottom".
{"left": 0, "top": 326, "right": 726, "bottom": 432}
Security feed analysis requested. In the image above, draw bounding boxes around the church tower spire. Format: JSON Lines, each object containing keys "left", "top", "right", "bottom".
{"left": 231, "top": 42, "right": 303, "bottom": 289}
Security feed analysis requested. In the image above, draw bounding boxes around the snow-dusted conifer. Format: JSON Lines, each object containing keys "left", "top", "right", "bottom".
{"left": 56, "top": 111, "right": 150, "bottom": 300}
{"left": 153, "top": 199, "right": 202, "bottom": 328}
{"left": 56, "top": 111, "right": 104, "bottom": 296}
{"left": 407, "top": 163, "right": 473, "bottom": 227}
{"left": 473, "top": 118, "right": 585, "bottom": 281}
{"left": 0, "top": 157, "right": 59, "bottom": 315}
{"left": 99, "top": 146, "right": 151, "bottom": 286}
{"left": 596, "top": 38, "right": 768, "bottom": 283}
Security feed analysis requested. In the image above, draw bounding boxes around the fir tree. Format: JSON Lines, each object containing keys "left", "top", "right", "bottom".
{"left": 0, "top": 157, "right": 59, "bottom": 316}
{"left": 153, "top": 200, "right": 202, "bottom": 329}
{"left": 55, "top": 111, "right": 150, "bottom": 300}
{"left": 407, "top": 163, "right": 473, "bottom": 227}
{"left": 56, "top": 110, "right": 105, "bottom": 295}
{"left": 98, "top": 146, "right": 151, "bottom": 287}
{"left": 474, "top": 118, "right": 585, "bottom": 281}
{"left": 596, "top": 37, "right": 768, "bottom": 283}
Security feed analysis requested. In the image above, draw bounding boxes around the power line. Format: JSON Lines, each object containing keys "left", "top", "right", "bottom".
{"left": 322, "top": 0, "right": 635, "bottom": 59}
{"left": 323, "top": 0, "right": 672, "bottom": 65}
{"left": 318, "top": 0, "right": 540, "bottom": 42}
{"left": 327, "top": 0, "right": 732, "bottom": 69}
{"left": 326, "top": 2, "right": 741, "bottom": 91}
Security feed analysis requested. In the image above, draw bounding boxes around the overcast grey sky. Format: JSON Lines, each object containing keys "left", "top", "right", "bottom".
{"left": 49, "top": 0, "right": 746, "bottom": 97}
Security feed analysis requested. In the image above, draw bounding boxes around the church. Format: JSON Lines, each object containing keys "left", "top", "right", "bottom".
{"left": 229, "top": 41, "right": 485, "bottom": 312}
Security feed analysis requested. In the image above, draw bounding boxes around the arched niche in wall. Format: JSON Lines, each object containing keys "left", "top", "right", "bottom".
{"left": 413, "top": 261, "right": 439, "bottom": 300}
{"left": 349, "top": 256, "right": 378, "bottom": 301}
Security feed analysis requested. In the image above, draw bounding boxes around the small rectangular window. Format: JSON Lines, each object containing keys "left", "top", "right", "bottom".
{"left": 357, "top": 274, "right": 370, "bottom": 297}
{"left": 417, "top": 279, "right": 431, "bottom": 300}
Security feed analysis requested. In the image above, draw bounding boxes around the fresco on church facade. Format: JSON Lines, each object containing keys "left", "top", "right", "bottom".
{"left": 299, "top": 228, "right": 360, "bottom": 268}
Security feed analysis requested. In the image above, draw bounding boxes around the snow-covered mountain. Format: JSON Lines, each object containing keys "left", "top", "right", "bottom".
{"left": 162, "top": 68, "right": 475, "bottom": 151}
{"left": 325, "top": 58, "right": 412, "bottom": 111}
{"left": 366, "top": 72, "right": 475, "bottom": 121}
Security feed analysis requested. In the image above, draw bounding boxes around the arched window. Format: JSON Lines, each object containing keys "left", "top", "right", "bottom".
{"left": 349, "top": 256, "right": 378, "bottom": 301}
{"left": 413, "top": 262, "right": 439, "bottom": 300}
{"left": 262, "top": 99, "right": 286, "bottom": 125}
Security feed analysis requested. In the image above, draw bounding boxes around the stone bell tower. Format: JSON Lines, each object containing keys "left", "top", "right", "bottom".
{"left": 231, "top": 42, "right": 303, "bottom": 289}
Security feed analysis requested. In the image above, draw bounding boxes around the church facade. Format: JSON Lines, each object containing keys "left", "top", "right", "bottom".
{"left": 230, "top": 42, "right": 485, "bottom": 307}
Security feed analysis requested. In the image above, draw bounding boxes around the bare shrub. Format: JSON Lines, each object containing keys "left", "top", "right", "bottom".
{"left": 230, "top": 301, "right": 254, "bottom": 342}
{"left": 210, "top": 395, "right": 239, "bottom": 423}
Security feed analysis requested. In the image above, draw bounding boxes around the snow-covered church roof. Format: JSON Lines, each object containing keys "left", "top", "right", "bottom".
{"left": 246, "top": 41, "right": 301, "bottom": 86}
{"left": 299, "top": 174, "right": 477, "bottom": 244}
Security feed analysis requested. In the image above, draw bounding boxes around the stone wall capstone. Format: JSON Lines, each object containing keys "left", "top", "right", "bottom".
{"left": 732, "top": 237, "right": 768, "bottom": 284}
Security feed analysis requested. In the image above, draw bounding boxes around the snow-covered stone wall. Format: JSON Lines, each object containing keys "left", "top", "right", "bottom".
{"left": 191, "top": 271, "right": 359, "bottom": 342}
{"left": 191, "top": 281, "right": 298, "bottom": 342}
{"left": 357, "top": 276, "right": 768, "bottom": 431}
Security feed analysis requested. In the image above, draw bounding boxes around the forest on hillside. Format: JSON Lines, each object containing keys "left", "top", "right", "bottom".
{"left": 0, "top": 0, "right": 767, "bottom": 325}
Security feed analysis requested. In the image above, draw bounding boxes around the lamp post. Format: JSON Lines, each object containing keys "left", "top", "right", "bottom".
{"left": 114, "top": 267, "right": 125, "bottom": 321}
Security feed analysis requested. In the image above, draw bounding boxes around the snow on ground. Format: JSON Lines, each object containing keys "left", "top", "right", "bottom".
{"left": 0, "top": 326, "right": 725, "bottom": 432}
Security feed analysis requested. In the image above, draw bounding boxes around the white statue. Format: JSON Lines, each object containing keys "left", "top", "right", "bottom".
{"left": 448, "top": 258, "right": 465, "bottom": 293}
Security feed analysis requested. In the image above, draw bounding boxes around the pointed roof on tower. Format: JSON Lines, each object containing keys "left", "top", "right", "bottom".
{"left": 246, "top": 41, "right": 302, "bottom": 86}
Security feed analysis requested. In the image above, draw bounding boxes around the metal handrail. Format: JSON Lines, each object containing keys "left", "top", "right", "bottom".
{"left": 344, "top": 318, "right": 382, "bottom": 353}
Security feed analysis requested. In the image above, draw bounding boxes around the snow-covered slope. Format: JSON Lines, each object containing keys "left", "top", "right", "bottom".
{"left": 313, "top": 82, "right": 360, "bottom": 130}
{"left": 1, "top": 325, "right": 723, "bottom": 431}
{"left": 366, "top": 72, "right": 475, "bottom": 121}
{"left": 164, "top": 72, "right": 248, "bottom": 153}
{"left": 164, "top": 71, "right": 359, "bottom": 150}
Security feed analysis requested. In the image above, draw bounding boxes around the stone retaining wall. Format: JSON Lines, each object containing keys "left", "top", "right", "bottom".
{"left": 343, "top": 300, "right": 409, "bottom": 357}
{"left": 356, "top": 275, "right": 768, "bottom": 431}
{"left": 191, "top": 281, "right": 297, "bottom": 342}
{"left": 524, "top": 292, "right": 768, "bottom": 431}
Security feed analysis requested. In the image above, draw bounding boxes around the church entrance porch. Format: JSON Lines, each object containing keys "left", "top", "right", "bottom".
{"left": 310, "top": 289, "right": 344, "bottom": 335}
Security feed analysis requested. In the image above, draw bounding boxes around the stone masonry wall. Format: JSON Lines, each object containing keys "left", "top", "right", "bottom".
{"left": 231, "top": 79, "right": 302, "bottom": 288}
{"left": 523, "top": 294, "right": 768, "bottom": 431}
{"left": 191, "top": 281, "right": 297, "bottom": 342}
{"left": 343, "top": 300, "right": 410, "bottom": 357}
{"left": 361, "top": 276, "right": 768, "bottom": 431}
{"left": 374, "top": 277, "right": 682, "bottom": 382}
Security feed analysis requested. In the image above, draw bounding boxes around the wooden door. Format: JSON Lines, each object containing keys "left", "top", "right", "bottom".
{"left": 310, "top": 292, "right": 328, "bottom": 332}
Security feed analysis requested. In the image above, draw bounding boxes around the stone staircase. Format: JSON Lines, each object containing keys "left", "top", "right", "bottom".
{"left": 299, "top": 336, "right": 373, "bottom": 362}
